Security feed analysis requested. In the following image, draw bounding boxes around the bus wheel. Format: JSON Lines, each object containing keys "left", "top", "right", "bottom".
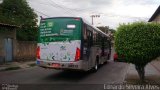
{"left": 92, "top": 60, "right": 99, "bottom": 72}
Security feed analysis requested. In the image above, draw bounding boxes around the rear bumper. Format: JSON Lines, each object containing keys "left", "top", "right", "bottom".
{"left": 36, "top": 60, "right": 89, "bottom": 71}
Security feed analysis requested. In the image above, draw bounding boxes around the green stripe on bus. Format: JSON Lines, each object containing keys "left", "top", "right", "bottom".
{"left": 38, "top": 18, "right": 82, "bottom": 43}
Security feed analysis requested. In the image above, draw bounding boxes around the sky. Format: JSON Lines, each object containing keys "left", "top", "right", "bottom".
{"left": 27, "top": 0, "right": 160, "bottom": 29}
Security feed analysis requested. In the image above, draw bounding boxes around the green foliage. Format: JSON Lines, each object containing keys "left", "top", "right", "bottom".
{"left": 0, "top": 0, "right": 38, "bottom": 41}
{"left": 97, "top": 26, "right": 116, "bottom": 46}
{"left": 115, "top": 22, "right": 160, "bottom": 66}
{"left": 97, "top": 26, "right": 116, "bottom": 35}
{"left": 97, "top": 26, "right": 109, "bottom": 34}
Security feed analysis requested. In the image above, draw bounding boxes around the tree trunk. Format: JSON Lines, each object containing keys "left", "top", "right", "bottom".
{"left": 135, "top": 65, "right": 145, "bottom": 83}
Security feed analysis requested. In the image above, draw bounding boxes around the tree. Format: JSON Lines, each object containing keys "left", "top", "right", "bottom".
{"left": 115, "top": 22, "right": 160, "bottom": 82}
{"left": 97, "top": 26, "right": 116, "bottom": 46}
{"left": 97, "top": 26, "right": 116, "bottom": 35}
{"left": 0, "top": 0, "right": 38, "bottom": 41}
{"left": 97, "top": 26, "right": 109, "bottom": 34}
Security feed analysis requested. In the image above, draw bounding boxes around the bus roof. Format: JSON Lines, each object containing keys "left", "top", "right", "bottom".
{"left": 82, "top": 18, "right": 108, "bottom": 38}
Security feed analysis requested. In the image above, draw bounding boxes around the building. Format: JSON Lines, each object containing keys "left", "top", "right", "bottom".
{"left": 148, "top": 5, "right": 160, "bottom": 22}
{"left": 0, "top": 23, "right": 37, "bottom": 63}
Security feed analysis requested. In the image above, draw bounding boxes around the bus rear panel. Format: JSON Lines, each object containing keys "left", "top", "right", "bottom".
{"left": 36, "top": 17, "right": 88, "bottom": 70}
{"left": 36, "top": 17, "right": 111, "bottom": 71}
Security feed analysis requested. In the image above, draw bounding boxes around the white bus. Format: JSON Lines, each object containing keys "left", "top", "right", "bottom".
{"left": 36, "top": 17, "right": 111, "bottom": 71}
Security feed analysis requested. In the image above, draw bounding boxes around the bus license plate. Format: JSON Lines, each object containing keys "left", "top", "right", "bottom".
{"left": 52, "top": 63, "right": 60, "bottom": 68}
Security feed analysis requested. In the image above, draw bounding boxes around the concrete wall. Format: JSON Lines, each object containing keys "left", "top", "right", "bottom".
{"left": 0, "top": 28, "right": 37, "bottom": 63}
{"left": 13, "top": 40, "right": 37, "bottom": 61}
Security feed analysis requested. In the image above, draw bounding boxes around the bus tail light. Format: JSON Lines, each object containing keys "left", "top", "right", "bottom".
{"left": 36, "top": 46, "right": 40, "bottom": 59}
{"left": 75, "top": 47, "right": 80, "bottom": 61}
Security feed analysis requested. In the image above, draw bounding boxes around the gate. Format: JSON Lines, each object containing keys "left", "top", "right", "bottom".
{"left": 5, "top": 38, "right": 13, "bottom": 62}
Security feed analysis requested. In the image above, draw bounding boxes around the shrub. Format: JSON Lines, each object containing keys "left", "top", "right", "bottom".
{"left": 115, "top": 22, "right": 160, "bottom": 82}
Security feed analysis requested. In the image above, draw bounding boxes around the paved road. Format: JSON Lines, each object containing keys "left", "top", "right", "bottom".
{"left": 0, "top": 60, "right": 128, "bottom": 84}
{"left": 0, "top": 48, "right": 129, "bottom": 90}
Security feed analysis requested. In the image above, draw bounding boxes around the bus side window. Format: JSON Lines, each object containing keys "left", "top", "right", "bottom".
{"left": 101, "top": 36, "right": 105, "bottom": 56}
{"left": 83, "top": 26, "right": 93, "bottom": 58}
{"left": 93, "top": 31, "right": 97, "bottom": 45}
{"left": 84, "top": 26, "right": 93, "bottom": 48}
{"left": 87, "top": 31, "right": 93, "bottom": 47}
{"left": 83, "top": 25, "right": 87, "bottom": 42}
{"left": 83, "top": 25, "right": 88, "bottom": 55}
{"left": 97, "top": 33, "right": 101, "bottom": 46}
{"left": 83, "top": 25, "right": 88, "bottom": 48}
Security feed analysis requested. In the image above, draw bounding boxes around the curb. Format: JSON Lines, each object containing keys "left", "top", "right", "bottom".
{"left": 123, "top": 64, "right": 131, "bottom": 83}
{"left": 124, "top": 63, "right": 160, "bottom": 84}
{"left": 0, "top": 61, "right": 36, "bottom": 72}
{"left": 0, "top": 66, "right": 21, "bottom": 71}
{"left": 150, "top": 63, "right": 160, "bottom": 74}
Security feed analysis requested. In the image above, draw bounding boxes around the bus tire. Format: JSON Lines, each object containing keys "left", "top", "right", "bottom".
{"left": 92, "top": 57, "right": 99, "bottom": 72}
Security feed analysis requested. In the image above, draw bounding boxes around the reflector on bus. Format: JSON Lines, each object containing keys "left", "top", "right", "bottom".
{"left": 75, "top": 47, "right": 81, "bottom": 61}
{"left": 36, "top": 46, "right": 40, "bottom": 59}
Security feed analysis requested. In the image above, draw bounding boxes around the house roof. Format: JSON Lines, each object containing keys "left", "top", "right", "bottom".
{"left": 148, "top": 5, "right": 160, "bottom": 22}
{"left": 0, "top": 23, "right": 20, "bottom": 28}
